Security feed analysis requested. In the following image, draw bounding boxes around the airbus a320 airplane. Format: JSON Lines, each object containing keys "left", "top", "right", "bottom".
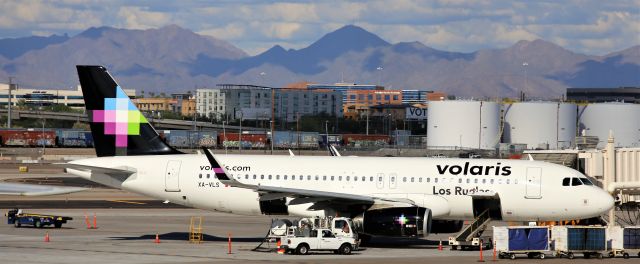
{"left": 61, "top": 65, "right": 613, "bottom": 238}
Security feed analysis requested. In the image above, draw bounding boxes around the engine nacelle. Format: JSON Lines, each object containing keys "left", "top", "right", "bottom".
{"left": 354, "top": 207, "right": 432, "bottom": 237}
{"left": 430, "top": 220, "right": 464, "bottom": 234}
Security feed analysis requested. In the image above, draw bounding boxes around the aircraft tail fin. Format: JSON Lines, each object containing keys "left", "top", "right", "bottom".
{"left": 76, "top": 65, "right": 183, "bottom": 157}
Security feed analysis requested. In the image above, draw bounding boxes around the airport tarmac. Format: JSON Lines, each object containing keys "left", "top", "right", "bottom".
{"left": 0, "top": 208, "right": 635, "bottom": 264}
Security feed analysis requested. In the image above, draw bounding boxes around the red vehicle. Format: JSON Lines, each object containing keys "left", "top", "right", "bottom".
{"left": 0, "top": 130, "right": 56, "bottom": 147}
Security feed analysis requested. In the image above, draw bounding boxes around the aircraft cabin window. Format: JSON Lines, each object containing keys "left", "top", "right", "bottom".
{"left": 490, "top": 179, "right": 494, "bottom": 184}
{"left": 419, "top": 178, "right": 422, "bottom": 183}
{"left": 323, "top": 176, "right": 327, "bottom": 181}
{"left": 370, "top": 177, "right": 374, "bottom": 182}
{"left": 361, "top": 176, "right": 365, "bottom": 181}
{"left": 498, "top": 179, "right": 502, "bottom": 184}
{"left": 199, "top": 174, "right": 202, "bottom": 179}
{"left": 458, "top": 178, "right": 462, "bottom": 184}
{"left": 482, "top": 179, "right": 486, "bottom": 184}
{"left": 466, "top": 179, "right": 470, "bottom": 184}
{"left": 307, "top": 175, "right": 311, "bottom": 180}
{"left": 580, "top": 178, "right": 594, "bottom": 185}
{"left": 339, "top": 176, "right": 342, "bottom": 181}
{"left": 253, "top": 175, "right": 257, "bottom": 179}
{"left": 206, "top": 174, "right": 210, "bottom": 179}
{"left": 514, "top": 179, "right": 518, "bottom": 184}
{"left": 346, "top": 176, "right": 350, "bottom": 181}
{"left": 427, "top": 178, "right": 430, "bottom": 183}
{"left": 571, "top": 178, "right": 582, "bottom": 186}
{"left": 434, "top": 178, "right": 438, "bottom": 183}
{"left": 331, "top": 176, "right": 335, "bottom": 181}
{"left": 474, "top": 179, "right": 478, "bottom": 184}
{"left": 245, "top": 174, "right": 249, "bottom": 179}
{"left": 260, "top": 175, "right": 264, "bottom": 180}
{"left": 276, "top": 175, "right": 280, "bottom": 180}
{"left": 354, "top": 176, "right": 357, "bottom": 181}
{"left": 411, "top": 177, "right": 415, "bottom": 183}
{"left": 268, "top": 175, "right": 272, "bottom": 180}
{"left": 403, "top": 177, "right": 406, "bottom": 182}
{"left": 506, "top": 179, "right": 510, "bottom": 184}
{"left": 315, "top": 175, "right": 319, "bottom": 180}
{"left": 284, "top": 175, "right": 288, "bottom": 180}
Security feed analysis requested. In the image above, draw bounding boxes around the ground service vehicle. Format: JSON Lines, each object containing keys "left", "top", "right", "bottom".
{"left": 282, "top": 228, "right": 358, "bottom": 255}
{"left": 6, "top": 209, "right": 72, "bottom": 228}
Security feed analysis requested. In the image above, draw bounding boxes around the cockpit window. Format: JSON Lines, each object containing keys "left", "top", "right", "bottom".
{"left": 562, "top": 178, "right": 571, "bottom": 186}
{"left": 571, "top": 178, "right": 583, "bottom": 186}
{"left": 580, "top": 178, "right": 594, "bottom": 186}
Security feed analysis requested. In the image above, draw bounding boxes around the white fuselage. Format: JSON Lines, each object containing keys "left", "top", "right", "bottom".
{"left": 67, "top": 154, "right": 613, "bottom": 221}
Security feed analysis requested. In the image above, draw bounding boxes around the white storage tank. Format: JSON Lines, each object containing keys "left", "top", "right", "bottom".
{"left": 427, "top": 100, "right": 500, "bottom": 150}
{"left": 503, "top": 102, "right": 577, "bottom": 150}
{"left": 579, "top": 103, "right": 640, "bottom": 148}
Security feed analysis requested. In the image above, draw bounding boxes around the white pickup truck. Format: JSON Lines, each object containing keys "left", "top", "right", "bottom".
{"left": 281, "top": 229, "right": 358, "bottom": 255}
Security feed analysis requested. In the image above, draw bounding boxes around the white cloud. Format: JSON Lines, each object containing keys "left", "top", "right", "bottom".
{"left": 116, "top": 6, "right": 172, "bottom": 30}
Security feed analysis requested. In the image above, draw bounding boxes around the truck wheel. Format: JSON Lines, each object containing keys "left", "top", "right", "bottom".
{"left": 567, "top": 252, "right": 574, "bottom": 259}
{"left": 509, "top": 253, "right": 516, "bottom": 260}
{"left": 339, "top": 244, "right": 352, "bottom": 255}
{"left": 14, "top": 221, "right": 21, "bottom": 228}
{"left": 539, "top": 253, "right": 545, "bottom": 259}
{"left": 296, "top": 244, "right": 309, "bottom": 255}
{"left": 622, "top": 253, "right": 629, "bottom": 259}
{"left": 54, "top": 222, "right": 62, "bottom": 228}
{"left": 608, "top": 252, "right": 615, "bottom": 258}
{"left": 34, "top": 220, "right": 42, "bottom": 228}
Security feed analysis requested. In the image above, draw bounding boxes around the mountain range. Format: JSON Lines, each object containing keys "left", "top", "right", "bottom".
{"left": 0, "top": 24, "right": 638, "bottom": 98}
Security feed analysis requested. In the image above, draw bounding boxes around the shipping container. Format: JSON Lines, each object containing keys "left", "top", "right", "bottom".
{"left": 607, "top": 226, "right": 640, "bottom": 258}
{"left": 342, "top": 134, "right": 389, "bottom": 148}
{"left": 0, "top": 130, "right": 56, "bottom": 147}
{"left": 552, "top": 226, "right": 606, "bottom": 259}
{"left": 162, "top": 130, "right": 191, "bottom": 148}
{"left": 219, "top": 133, "right": 267, "bottom": 149}
{"left": 494, "top": 226, "right": 550, "bottom": 259}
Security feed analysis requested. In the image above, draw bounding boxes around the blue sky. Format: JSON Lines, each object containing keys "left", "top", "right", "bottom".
{"left": 0, "top": 0, "right": 638, "bottom": 55}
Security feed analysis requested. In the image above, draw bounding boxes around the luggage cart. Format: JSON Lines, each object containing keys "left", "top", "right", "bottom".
{"left": 552, "top": 226, "right": 607, "bottom": 259}
{"left": 494, "top": 226, "right": 551, "bottom": 260}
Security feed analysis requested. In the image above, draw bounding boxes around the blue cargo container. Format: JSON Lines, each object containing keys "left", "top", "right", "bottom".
{"left": 552, "top": 226, "right": 606, "bottom": 259}
{"left": 495, "top": 226, "right": 550, "bottom": 259}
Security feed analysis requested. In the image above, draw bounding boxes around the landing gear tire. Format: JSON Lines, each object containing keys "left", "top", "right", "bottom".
{"left": 296, "top": 244, "right": 309, "bottom": 255}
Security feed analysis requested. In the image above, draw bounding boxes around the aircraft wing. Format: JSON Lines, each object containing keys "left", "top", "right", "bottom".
{"left": 202, "top": 148, "right": 415, "bottom": 207}
{"left": 0, "top": 182, "right": 86, "bottom": 196}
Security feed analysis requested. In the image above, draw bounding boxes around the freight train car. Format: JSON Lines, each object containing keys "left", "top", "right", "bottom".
{"left": 342, "top": 134, "right": 390, "bottom": 148}
{"left": 0, "top": 130, "right": 56, "bottom": 147}
{"left": 219, "top": 133, "right": 267, "bottom": 149}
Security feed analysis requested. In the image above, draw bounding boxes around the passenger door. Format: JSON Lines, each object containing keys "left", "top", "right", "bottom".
{"left": 164, "top": 160, "right": 182, "bottom": 192}
{"left": 525, "top": 167, "right": 542, "bottom": 199}
{"left": 376, "top": 173, "right": 385, "bottom": 189}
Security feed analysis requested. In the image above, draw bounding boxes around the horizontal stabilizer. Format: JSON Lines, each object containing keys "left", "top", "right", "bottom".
{"left": 0, "top": 182, "right": 86, "bottom": 196}
{"left": 54, "top": 163, "right": 135, "bottom": 175}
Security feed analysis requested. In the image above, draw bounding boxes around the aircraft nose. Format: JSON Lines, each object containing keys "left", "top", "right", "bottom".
{"left": 595, "top": 189, "right": 615, "bottom": 214}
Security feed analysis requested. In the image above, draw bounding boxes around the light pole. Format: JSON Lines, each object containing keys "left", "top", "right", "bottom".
{"left": 522, "top": 62, "right": 528, "bottom": 101}
{"left": 238, "top": 110, "right": 243, "bottom": 152}
{"left": 222, "top": 121, "right": 227, "bottom": 154}
{"left": 365, "top": 109, "right": 369, "bottom": 135}
{"left": 7, "top": 77, "right": 14, "bottom": 128}
{"left": 269, "top": 120, "right": 274, "bottom": 154}
{"left": 325, "top": 120, "right": 329, "bottom": 148}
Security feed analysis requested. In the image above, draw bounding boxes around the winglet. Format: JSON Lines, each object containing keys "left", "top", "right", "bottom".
{"left": 288, "top": 149, "right": 295, "bottom": 156}
{"left": 201, "top": 147, "right": 230, "bottom": 181}
{"left": 329, "top": 145, "right": 342, "bottom": 156}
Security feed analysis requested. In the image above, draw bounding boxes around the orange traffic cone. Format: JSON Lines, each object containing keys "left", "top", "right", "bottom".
{"left": 93, "top": 213, "right": 97, "bottom": 229}
{"left": 478, "top": 240, "right": 485, "bottom": 262}
{"left": 44, "top": 232, "right": 50, "bottom": 242}
{"left": 438, "top": 240, "right": 443, "bottom": 251}
{"left": 85, "top": 213, "right": 91, "bottom": 229}
{"left": 154, "top": 233, "right": 160, "bottom": 244}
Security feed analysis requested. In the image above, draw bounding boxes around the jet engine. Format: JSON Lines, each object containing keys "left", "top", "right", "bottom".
{"left": 354, "top": 207, "right": 432, "bottom": 237}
